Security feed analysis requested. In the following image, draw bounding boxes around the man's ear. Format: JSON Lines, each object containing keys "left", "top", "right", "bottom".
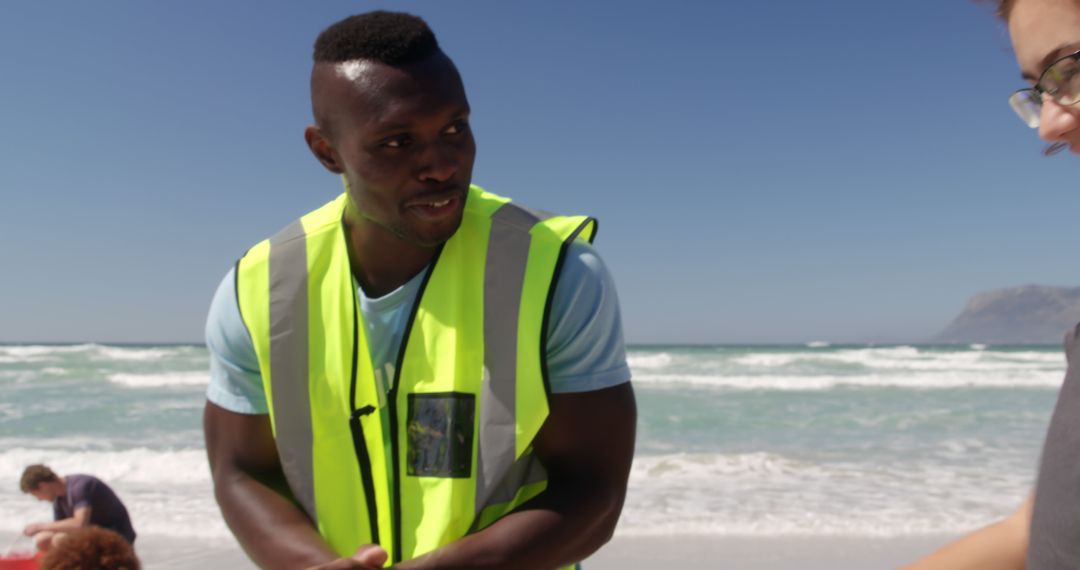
{"left": 304, "top": 125, "right": 344, "bottom": 174}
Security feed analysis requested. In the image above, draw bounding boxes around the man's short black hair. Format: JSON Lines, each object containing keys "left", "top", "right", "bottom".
{"left": 313, "top": 11, "right": 440, "bottom": 65}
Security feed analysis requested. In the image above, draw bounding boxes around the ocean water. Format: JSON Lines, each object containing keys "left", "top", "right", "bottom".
{"left": 0, "top": 343, "right": 1063, "bottom": 542}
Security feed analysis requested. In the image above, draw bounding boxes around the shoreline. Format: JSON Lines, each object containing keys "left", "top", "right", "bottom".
{"left": 118, "top": 533, "right": 958, "bottom": 569}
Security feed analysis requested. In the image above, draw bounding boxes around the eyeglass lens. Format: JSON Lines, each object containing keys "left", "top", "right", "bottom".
{"left": 1042, "top": 56, "right": 1080, "bottom": 105}
{"left": 1009, "top": 90, "right": 1041, "bottom": 128}
{"left": 1009, "top": 53, "right": 1080, "bottom": 129}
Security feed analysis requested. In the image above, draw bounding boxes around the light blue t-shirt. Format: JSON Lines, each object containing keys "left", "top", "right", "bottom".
{"left": 205, "top": 240, "right": 631, "bottom": 414}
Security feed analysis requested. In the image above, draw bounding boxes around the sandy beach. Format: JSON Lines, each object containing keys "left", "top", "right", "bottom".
{"left": 585, "top": 534, "right": 956, "bottom": 569}
{"left": 109, "top": 533, "right": 958, "bottom": 569}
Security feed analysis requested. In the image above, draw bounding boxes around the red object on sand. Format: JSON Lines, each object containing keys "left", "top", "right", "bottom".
{"left": 0, "top": 551, "right": 43, "bottom": 570}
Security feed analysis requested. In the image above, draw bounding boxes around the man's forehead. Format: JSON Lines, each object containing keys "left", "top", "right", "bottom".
{"left": 321, "top": 56, "right": 461, "bottom": 98}
{"left": 332, "top": 59, "right": 394, "bottom": 87}
{"left": 316, "top": 59, "right": 396, "bottom": 95}
{"left": 311, "top": 54, "right": 466, "bottom": 133}
{"left": 311, "top": 59, "right": 402, "bottom": 126}
{"left": 316, "top": 56, "right": 458, "bottom": 98}
{"left": 336, "top": 60, "right": 372, "bottom": 82}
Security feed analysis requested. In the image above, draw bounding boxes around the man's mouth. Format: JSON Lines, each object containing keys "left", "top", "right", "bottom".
{"left": 407, "top": 191, "right": 462, "bottom": 219}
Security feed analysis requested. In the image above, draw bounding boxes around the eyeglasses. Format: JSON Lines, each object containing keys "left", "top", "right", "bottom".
{"left": 1009, "top": 50, "right": 1080, "bottom": 129}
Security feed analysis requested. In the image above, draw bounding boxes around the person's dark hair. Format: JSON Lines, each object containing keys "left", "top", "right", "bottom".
{"left": 20, "top": 464, "right": 59, "bottom": 493}
{"left": 38, "top": 527, "right": 140, "bottom": 570}
{"left": 313, "top": 11, "right": 440, "bottom": 65}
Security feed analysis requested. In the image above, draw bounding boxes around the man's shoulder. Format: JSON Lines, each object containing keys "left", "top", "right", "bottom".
{"left": 560, "top": 240, "right": 610, "bottom": 280}
{"left": 466, "top": 185, "right": 592, "bottom": 226}
{"left": 67, "top": 473, "right": 100, "bottom": 487}
{"left": 64, "top": 474, "right": 98, "bottom": 498}
{"left": 241, "top": 193, "right": 348, "bottom": 257}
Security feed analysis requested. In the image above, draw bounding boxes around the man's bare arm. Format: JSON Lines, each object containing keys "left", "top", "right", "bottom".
{"left": 204, "top": 401, "right": 343, "bottom": 569}
{"left": 395, "top": 382, "right": 637, "bottom": 570}
{"left": 23, "top": 506, "right": 91, "bottom": 536}
{"left": 900, "top": 493, "right": 1032, "bottom": 570}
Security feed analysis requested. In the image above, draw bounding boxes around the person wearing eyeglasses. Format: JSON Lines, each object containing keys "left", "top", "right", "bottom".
{"left": 903, "top": 1, "right": 1080, "bottom": 568}
{"left": 1008, "top": 46, "right": 1080, "bottom": 156}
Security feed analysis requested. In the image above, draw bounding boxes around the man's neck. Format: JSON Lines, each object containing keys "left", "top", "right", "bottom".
{"left": 344, "top": 219, "right": 436, "bottom": 298}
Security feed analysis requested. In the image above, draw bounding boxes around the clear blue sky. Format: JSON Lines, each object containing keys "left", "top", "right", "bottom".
{"left": 2, "top": 0, "right": 1076, "bottom": 344}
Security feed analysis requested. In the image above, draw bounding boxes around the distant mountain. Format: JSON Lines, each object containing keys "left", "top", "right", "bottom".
{"left": 936, "top": 285, "right": 1080, "bottom": 344}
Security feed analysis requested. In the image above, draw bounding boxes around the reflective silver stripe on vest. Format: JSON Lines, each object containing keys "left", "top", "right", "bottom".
{"left": 475, "top": 202, "right": 553, "bottom": 516}
{"left": 484, "top": 450, "right": 549, "bottom": 507}
{"left": 267, "top": 219, "right": 318, "bottom": 524}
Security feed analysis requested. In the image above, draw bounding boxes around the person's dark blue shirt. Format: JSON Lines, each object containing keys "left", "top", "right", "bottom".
{"left": 53, "top": 474, "right": 136, "bottom": 544}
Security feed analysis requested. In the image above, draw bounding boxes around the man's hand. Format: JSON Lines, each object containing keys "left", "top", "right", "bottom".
{"left": 304, "top": 544, "right": 388, "bottom": 570}
{"left": 22, "top": 522, "right": 45, "bottom": 536}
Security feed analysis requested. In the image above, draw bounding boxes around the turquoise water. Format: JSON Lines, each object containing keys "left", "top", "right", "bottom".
{"left": 0, "top": 343, "right": 1063, "bottom": 539}
{"left": 625, "top": 344, "right": 1059, "bottom": 535}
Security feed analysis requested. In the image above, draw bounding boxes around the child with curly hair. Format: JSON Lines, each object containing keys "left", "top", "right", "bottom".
{"left": 38, "top": 527, "right": 140, "bottom": 570}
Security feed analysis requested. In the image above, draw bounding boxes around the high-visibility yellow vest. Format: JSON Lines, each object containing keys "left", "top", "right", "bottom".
{"left": 235, "top": 185, "right": 595, "bottom": 567}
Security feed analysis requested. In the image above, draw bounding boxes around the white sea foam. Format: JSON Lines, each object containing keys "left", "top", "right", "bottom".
{"left": 806, "top": 341, "right": 830, "bottom": 348}
{"left": 0, "top": 344, "right": 99, "bottom": 357}
{"left": 984, "top": 350, "right": 1066, "bottom": 363}
{"left": 108, "top": 372, "right": 208, "bottom": 388}
{"left": 615, "top": 452, "right": 1030, "bottom": 537}
{"left": 691, "top": 346, "right": 1064, "bottom": 377}
{"left": 0, "top": 344, "right": 197, "bottom": 364}
{"left": 729, "top": 353, "right": 799, "bottom": 367}
{"left": 820, "top": 348, "right": 1062, "bottom": 370}
{"left": 92, "top": 346, "right": 175, "bottom": 361}
{"left": 627, "top": 352, "right": 673, "bottom": 369}
{"left": 0, "top": 446, "right": 1028, "bottom": 540}
{"left": 0, "top": 448, "right": 209, "bottom": 485}
{"left": 631, "top": 370, "right": 1064, "bottom": 390}
{"left": 0, "top": 344, "right": 98, "bottom": 363}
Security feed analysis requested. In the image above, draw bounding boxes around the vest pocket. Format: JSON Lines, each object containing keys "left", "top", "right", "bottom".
{"left": 406, "top": 392, "right": 475, "bottom": 478}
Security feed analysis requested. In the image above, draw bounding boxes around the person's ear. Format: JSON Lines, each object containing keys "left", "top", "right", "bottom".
{"left": 304, "top": 125, "right": 344, "bottom": 174}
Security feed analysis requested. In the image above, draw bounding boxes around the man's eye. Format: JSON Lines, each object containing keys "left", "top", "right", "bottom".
{"left": 444, "top": 120, "right": 468, "bottom": 135}
{"left": 382, "top": 137, "right": 410, "bottom": 148}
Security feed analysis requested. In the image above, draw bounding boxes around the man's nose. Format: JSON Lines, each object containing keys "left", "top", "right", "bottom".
{"left": 1038, "top": 98, "right": 1080, "bottom": 143}
{"left": 417, "top": 142, "right": 457, "bottom": 184}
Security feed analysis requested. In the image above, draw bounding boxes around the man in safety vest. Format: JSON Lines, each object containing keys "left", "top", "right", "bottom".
{"left": 202, "top": 10, "right": 636, "bottom": 570}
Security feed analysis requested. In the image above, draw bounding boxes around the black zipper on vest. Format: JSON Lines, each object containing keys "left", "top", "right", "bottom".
{"left": 387, "top": 248, "right": 442, "bottom": 564}
{"left": 347, "top": 283, "right": 380, "bottom": 546}
{"left": 348, "top": 404, "right": 380, "bottom": 546}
